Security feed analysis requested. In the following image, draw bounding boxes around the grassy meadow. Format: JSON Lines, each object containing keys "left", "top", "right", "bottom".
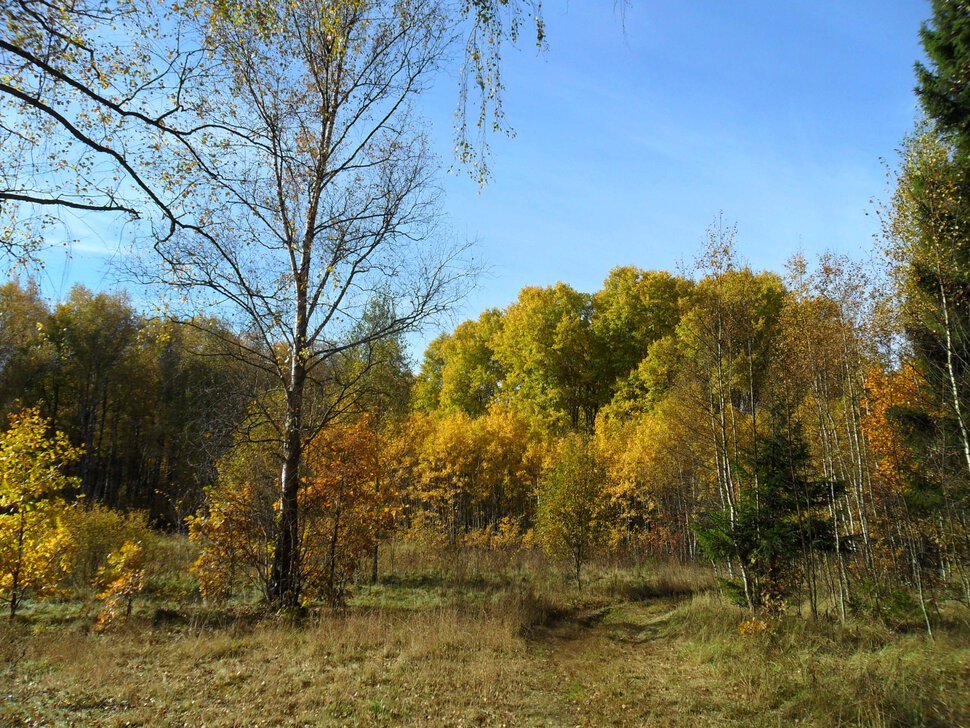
{"left": 2, "top": 541, "right": 968, "bottom": 727}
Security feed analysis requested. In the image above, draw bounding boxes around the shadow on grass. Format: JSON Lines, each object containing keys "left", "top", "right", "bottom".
{"left": 375, "top": 572, "right": 492, "bottom": 591}
{"left": 618, "top": 581, "right": 713, "bottom": 601}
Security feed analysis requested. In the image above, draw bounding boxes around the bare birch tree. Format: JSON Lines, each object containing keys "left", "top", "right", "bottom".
{"left": 141, "top": 0, "right": 471, "bottom": 607}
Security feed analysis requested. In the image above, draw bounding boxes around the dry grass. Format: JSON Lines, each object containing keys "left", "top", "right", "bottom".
{"left": 2, "top": 606, "right": 530, "bottom": 726}
{"left": 663, "top": 592, "right": 970, "bottom": 727}
{"left": 1, "top": 547, "right": 967, "bottom": 727}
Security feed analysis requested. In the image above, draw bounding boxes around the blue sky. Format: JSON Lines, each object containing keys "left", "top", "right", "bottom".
{"left": 35, "top": 0, "right": 930, "bottom": 353}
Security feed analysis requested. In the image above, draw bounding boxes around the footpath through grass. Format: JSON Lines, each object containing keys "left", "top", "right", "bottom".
{"left": 1, "top": 553, "right": 968, "bottom": 726}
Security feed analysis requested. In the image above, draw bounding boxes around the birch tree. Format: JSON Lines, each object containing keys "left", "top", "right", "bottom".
{"left": 150, "top": 0, "right": 470, "bottom": 607}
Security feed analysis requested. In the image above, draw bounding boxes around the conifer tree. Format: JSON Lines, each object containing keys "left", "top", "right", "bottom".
{"left": 916, "top": 0, "right": 970, "bottom": 157}
{"left": 695, "top": 420, "right": 838, "bottom": 610}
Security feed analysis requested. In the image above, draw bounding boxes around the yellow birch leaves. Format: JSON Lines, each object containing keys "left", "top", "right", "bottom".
{"left": 0, "top": 408, "right": 80, "bottom": 618}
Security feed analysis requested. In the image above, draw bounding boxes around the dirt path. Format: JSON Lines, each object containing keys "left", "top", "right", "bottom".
{"left": 511, "top": 598, "right": 737, "bottom": 727}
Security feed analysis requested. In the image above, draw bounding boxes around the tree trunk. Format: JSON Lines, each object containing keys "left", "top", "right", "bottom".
{"left": 937, "top": 271, "right": 970, "bottom": 479}
{"left": 269, "top": 346, "right": 307, "bottom": 607}
{"left": 269, "top": 255, "right": 310, "bottom": 608}
{"left": 327, "top": 502, "right": 342, "bottom": 605}
{"left": 10, "top": 510, "right": 26, "bottom": 620}
{"left": 269, "top": 422, "right": 303, "bottom": 608}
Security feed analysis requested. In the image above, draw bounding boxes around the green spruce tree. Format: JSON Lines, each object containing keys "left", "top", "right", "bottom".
{"left": 915, "top": 0, "right": 970, "bottom": 158}
{"left": 695, "top": 421, "right": 838, "bottom": 611}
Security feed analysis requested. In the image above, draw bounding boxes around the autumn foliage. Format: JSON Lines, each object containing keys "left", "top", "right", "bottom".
{"left": 96, "top": 540, "right": 147, "bottom": 628}
{"left": 188, "top": 417, "right": 396, "bottom": 607}
{"left": 301, "top": 417, "right": 395, "bottom": 606}
{"left": 0, "top": 408, "right": 80, "bottom": 619}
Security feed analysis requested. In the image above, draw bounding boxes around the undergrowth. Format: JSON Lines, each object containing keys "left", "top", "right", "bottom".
{"left": 663, "top": 592, "right": 970, "bottom": 727}
{"left": 2, "top": 542, "right": 967, "bottom": 726}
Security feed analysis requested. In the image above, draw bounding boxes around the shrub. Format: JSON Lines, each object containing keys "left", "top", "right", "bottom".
{"left": 60, "top": 505, "right": 154, "bottom": 596}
